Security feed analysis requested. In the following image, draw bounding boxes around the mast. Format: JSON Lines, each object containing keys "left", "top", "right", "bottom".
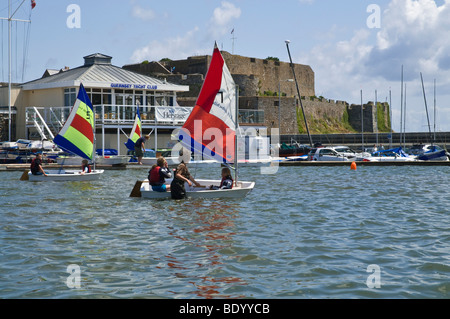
{"left": 361, "top": 89, "right": 364, "bottom": 152}
{"left": 1, "top": 0, "right": 31, "bottom": 141}
{"left": 420, "top": 72, "right": 433, "bottom": 144}
{"left": 285, "top": 40, "right": 313, "bottom": 147}
{"left": 389, "top": 88, "right": 393, "bottom": 149}
{"left": 433, "top": 79, "right": 436, "bottom": 144}
{"left": 403, "top": 83, "right": 407, "bottom": 148}
{"left": 400, "top": 65, "right": 403, "bottom": 146}
{"left": 375, "top": 90, "right": 378, "bottom": 147}
{"left": 234, "top": 84, "right": 239, "bottom": 186}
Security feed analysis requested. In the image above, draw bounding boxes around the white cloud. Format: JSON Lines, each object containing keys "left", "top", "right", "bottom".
{"left": 131, "top": 6, "right": 155, "bottom": 21}
{"left": 130, "top": 27, "right": 202, "bottom": 62}
{"left": 207, "top": 1, "right": 241, "bottom": 39}
{"left": 301, "top": 0, "right": 450, "bottom": 132}
{"left": 130, "top": 1, "right": 242, "bottom": 63}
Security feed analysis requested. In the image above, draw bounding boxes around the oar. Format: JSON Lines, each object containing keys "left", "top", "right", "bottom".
{"left": 20, "top": 170, "right": 29, "bottom": 181}
{"left": 129, "top": 180, "right": 143, "bottom": 197}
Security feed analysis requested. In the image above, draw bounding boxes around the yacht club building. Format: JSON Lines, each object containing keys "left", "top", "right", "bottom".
{"left": 0, "top": 53, "right": 190, "bottom": 154}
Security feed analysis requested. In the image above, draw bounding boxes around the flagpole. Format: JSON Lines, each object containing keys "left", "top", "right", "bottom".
{"left": 1, "top": 0, "right": 31, "bottom": 141}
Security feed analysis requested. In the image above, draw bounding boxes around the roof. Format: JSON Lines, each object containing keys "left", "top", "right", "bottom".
{"left": 22, "top": 53, "right": 189, "bottom": 92}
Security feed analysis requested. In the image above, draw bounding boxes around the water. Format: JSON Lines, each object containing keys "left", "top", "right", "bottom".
{"left": 0, "top": 165, "right": 449, "bottom": 299}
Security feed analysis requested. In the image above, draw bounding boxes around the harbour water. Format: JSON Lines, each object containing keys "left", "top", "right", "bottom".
{"left": 0, "top": 165, "right": 449, "bottom": 299}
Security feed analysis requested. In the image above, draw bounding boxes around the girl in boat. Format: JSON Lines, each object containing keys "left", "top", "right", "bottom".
{"left": 80, "top": 159, "right": 91, "bottom": 175}
{"left": 209, "top": 167, "right": 233, "bottom": 190}
{"left": 170, "top": 162, "right": 201, "bottom": 199}
{"left": 148, "top": 157, "right": 172, "bottom": 192}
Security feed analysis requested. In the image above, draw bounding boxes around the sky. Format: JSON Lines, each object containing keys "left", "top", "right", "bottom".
{"left": 1, "top": 0, "right": 449, "bottom": 133}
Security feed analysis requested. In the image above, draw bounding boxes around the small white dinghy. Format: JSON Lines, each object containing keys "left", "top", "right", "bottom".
{"left": 22, "top": 84, "right": 104, "bottom": 182}
{"left": 137, "top": 179, "right": 255, "bottom": 199}
{"left": 130, "top": 43, "right": 254, "bottom": 200}
{"left": 27, "top": 169, "right": 104, "bottom": 182}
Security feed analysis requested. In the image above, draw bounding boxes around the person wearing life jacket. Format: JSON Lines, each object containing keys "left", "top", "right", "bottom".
{"left": 170, "top": 161, "right": 201, "bottom": 199}
{"left": 148, "top": 157, "right": 172, "bottom": 192}
{"left": 209, "top": 167, "right": 233, "bottom": 190}
{"left": 81, "top": 159, "right": 91, "bottom": 175}
{"left": 30, "top": 153, "right": 47, "bottom": 176}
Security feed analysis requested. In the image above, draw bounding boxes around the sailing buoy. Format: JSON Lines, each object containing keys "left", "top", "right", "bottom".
{"left": 350, "top": 162, "right": 357, "bottom": 170}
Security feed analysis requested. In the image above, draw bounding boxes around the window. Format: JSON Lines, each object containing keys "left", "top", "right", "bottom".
{"left": 64, "top": 88, "right": 77, "bottom": 106}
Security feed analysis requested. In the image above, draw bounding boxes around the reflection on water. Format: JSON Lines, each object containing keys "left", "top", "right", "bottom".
{"left": 162, "top": 201, "right": 247, "bottom": 298}
{"left": 0, "top": 165, "right": 449, "bottom": 299}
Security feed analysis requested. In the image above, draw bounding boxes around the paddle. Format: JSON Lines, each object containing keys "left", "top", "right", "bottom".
{"left": 129, "top": 180, "right": 143, "bottom": 197}
{"left": 20, "top": 170, "right": 29, "bottom": 181}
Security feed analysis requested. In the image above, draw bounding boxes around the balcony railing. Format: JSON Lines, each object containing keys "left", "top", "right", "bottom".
{"left": 239, "top": 109, "right": 264, "bottom": 124}
{"left": 26, "top": 105, "right": 265, "bottom": 129}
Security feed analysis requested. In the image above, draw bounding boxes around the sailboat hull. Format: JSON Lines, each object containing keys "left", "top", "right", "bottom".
{"left": 140, "top": 179, "right": 255, "bottom": 199}
{"left": 28, "top": 169, "right": 104, "bottom": 182}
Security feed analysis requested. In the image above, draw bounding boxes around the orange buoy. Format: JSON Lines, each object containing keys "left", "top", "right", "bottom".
{"left": 350, "top": 162, "right": 357, "bottom": 170}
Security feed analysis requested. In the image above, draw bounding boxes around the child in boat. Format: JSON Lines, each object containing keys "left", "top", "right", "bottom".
{"left": 148, "top": 157, "right": 172, "bottom": 192}
{"left": 170, "top": 162, "right": 201, "bottom": 199}
{"left": 80, "top": 159, "right": 91, "bottom": 175}
{"left": 30, "top": 153, "right": 47, "bottom": 176}
{"left": 209, "top": 167, "right": 234, "bottom": 190}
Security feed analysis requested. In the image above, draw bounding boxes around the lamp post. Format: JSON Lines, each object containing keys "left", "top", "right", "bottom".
{"left": 278, "top": 79, "right": 294, "bottom": 135}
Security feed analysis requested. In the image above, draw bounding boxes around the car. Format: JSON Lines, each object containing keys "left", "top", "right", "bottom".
{"left": 307, "top": 147, "right": 351, "bottom": 161}
{"left": 332, "top": 146, "right": 371, "bottom": 160}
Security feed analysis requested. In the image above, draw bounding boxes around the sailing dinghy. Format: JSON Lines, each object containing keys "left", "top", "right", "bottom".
{"left": 134, "top": 44, "right": 255, "bottom": 199}
{"left": 26, "top": 84, "right": 104, "bottom": 181}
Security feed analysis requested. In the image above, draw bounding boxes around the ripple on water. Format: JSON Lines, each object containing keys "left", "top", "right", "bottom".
{"left": 0, "top": 166, "right": 449, "bottom": 298}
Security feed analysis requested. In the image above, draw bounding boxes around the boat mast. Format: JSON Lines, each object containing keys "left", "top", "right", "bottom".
{"left": 433, "top": 79, "right": 436, "bottom": 144}
{"left": 285, "top": 40, "right": 313, "bottom": 147}
{"left": 1, "top": 0, "right": 31, "bottom": 141}
{"left": 361, "top": 89, "right": 364, "bottom": 152}
{"left": 389, "top": 88, "right": 393, "bottom": 149}
{"left": 420, "top": 72, "right": 433, "bottom": 144}
{"left": 234, "top": 84, "right": 239, "bottom": 186}
{"left": 375, "top": 90, "right": 378, "bottom": 147}
{"left": 400, "top": 65, "right": 403, "bottom": 147}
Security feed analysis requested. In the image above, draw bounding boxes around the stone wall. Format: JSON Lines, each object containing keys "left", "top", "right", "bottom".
{"left": 123, "top": 51, "right": 315, "bottom": 98}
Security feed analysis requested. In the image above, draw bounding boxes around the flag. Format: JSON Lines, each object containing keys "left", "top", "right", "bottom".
{"left": 231, "top": 28, "right": 234, "bottom": 34}
{"left": 124, "top": 106, "right": 142, "bottom": 151}
{"left": 31, "top": 0, "right": 36, "bottom": 9}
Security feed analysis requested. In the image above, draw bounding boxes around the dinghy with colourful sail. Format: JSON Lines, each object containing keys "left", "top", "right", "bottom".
{"left": 27, "top": 83, "right": 104, "bottom": 181}
{"left": 136, "top": 43, "right": 255, "bottom": 199}
{"left": 125, "top": 105, "right": 143, "bottom": 151}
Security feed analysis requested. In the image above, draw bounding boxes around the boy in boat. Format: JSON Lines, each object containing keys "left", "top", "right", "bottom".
{"left": 134, "top": 135, "right": 150, "bottom": 165}
{"left": 30, "top": 153, "right": 47, "bottom": 176}
{"left": 209, "top": 167, "right": 233, "bottom": 190}
{"left": 170, "top": 162, "right": 201, "bottom": 199}
{"left": 148, "top": 157, "right": 172, "bottom": 192}
{"left": 80, "top": 159, "right": 91, "bottom": 175}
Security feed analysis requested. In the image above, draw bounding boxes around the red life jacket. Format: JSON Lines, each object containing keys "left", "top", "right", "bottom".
{"left": 30, "top": 158, "right": 39, "bottom": 174}
{"left": 82, "top": 164, "right": 91, "bottom": 173}
{"left": 149, "top": 166, "right": 161, "bottom": 185}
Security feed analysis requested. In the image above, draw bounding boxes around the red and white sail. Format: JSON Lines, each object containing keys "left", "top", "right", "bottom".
{"left": 179, "top": 43, "right": 237, "bottom": 163}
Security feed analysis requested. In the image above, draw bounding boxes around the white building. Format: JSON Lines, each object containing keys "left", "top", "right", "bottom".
{"left": 0, "top": 53, "right": 191, "bottom": 154}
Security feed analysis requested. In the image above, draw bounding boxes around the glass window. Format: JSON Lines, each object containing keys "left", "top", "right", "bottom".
{"left": 64, "top": 88, "right": 76, "bottom": 106}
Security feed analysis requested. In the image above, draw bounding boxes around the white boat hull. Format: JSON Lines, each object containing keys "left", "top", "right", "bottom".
{"left": 140, "top": 178, "right": 255, "bottom": 199}
{"left": 57, "top": 155, "right": 129, "bottom": 166}
{"left": 28, "top": 169, "right": 104, "bottom": 182}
